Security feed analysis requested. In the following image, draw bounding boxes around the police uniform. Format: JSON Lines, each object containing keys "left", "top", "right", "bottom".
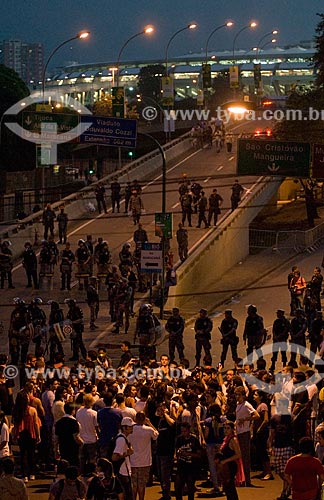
{"left": 243, "top": 306, "right": 265, "bottom": 356}
{"left": 288, "top": 310, "right": 307, "bottom": 367}
{"left": 9, "top": 302, "right": 31, "bottom": 364}
{"left": 194, "top": 309, "right": 213, "bottom": 366}
{"left": 29, "top": 303, "right": 47, "bottom": 358}
{"left": 166, "top": 308, "right": 185, "bottom": 361}
{"left": 111, "top": 180, "right": 121, "bottom": 213}
{"left": 180, "top": 193, "right": 193, "bottom": 227}
{"left": 309, "top": 312, "right": 324, "bottom": 356}
{"left": 87, "top": 284, "right": 100, "bottom": 329}
{"left": 270, "top": 310, "right": 290, "bottom": 370}
{"left": 176, "top": 226, "right": 188, "bottom": 262}
{"left": 57, "top": 210, "right": 68, "bottom": 244}
{"left": 67, "top": 302, "right": 87, "bottom": 361}
{"left": 60, "top": 248, "right": 75, "bottom": 290}
{"left": 22, "top": 244, "right": 38, "bottom": 288}
{"left": 220, "top": 310, "right": 238, "bottom": 365}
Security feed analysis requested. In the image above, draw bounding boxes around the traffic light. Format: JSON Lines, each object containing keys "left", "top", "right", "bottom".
{"left": 89, "top": 160, "right": 95, "bottom": 175}
{"left": 128, "top": 151, "right": 135, "bottom": 159}
{"left": 202, "top": 64, "right": 212, "bottom": 89}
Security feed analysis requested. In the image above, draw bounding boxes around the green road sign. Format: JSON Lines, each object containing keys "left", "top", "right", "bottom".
{"left": 22, "top": 112, "right": 79, "bottom": 133}
{"left": 237, "top": 139, "right": 310, "bottom": 177}
{"left": 155, "top": 212, "right": 173, "bottom": 239}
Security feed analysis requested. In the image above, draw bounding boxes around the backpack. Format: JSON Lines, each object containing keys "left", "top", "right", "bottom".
{"left": 55, "top": 477, "right": 83, "bottom": 500}
{"left": 100, "top": 476, "right": 119, "bottom": 500}
{"left": 107, "top": 433, "right": 128, "bottom": 474}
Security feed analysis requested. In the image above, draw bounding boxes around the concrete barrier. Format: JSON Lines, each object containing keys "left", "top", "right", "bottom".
{"left": 168, "top": 176, "right": 283, "bottom": 312}
{"left": 3, "top": 132, "right": 192, "bottom": 260}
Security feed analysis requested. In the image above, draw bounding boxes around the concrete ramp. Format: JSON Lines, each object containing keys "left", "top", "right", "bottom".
{"left": 168, "top": 176, "right": 283, "bottom": 314}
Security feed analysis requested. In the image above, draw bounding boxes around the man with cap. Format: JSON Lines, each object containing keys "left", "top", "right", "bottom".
{"left": 194, "top": 309, "right": 213, "bottom": 366}
{"left": 270, "top": 309, "right": 291, "bottom": 371}
{"left": 243, "top": 305, "right": 265, "bottom": 356}
{"left": 165, "top": 307, "right": 185, "bottom": 362}
{"left": 112, "top": 416, "right": 135, "bottom": 500}
{"left": 288, "top": 308, "right": 307, "bottom": 368}
{"left": 219, "top": 309, "right": 239, "bottom": 366}
{"left": 309, "top": 311, "right": 324, "bottom": 359}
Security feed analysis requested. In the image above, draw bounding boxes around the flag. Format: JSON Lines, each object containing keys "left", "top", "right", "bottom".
{"left": 53, "top": 323, "right": 65, "bottom": 343}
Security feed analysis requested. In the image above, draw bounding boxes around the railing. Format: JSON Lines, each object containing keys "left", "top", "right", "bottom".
{"left": 0, "top": 131, "right": 192, "bottom": 241}
{"left": 250, "top": 222, "right": 324, "bottom": 253}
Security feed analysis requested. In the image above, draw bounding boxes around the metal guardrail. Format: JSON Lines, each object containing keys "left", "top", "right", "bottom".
{"left": 0, "top": 132, "right": 191, "bottom": 241}
{"left": 250, "top": 221, "right": 324, "bottom": 253}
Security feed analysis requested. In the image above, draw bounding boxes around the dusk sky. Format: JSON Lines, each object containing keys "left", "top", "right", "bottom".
{"left": 1, "top": 0, "right": 323, "bottom": 69}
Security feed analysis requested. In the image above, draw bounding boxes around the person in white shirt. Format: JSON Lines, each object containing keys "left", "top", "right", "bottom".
{"left": 112, "top": 416, "right": 135, "bottom": 500}
{"left": 234, "top": 386, "right": 259, "bottom": 487}
{"left": 115, "top": 394, "right": 137, "bottom": 421}
{"left": 76, "top": 394, "right": 98, "bottom": 476}
{"left": 128, "top": 412, "right": 159, "bottom": 500}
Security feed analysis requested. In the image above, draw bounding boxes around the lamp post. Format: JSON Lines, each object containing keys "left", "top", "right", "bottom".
{"left": 42, "top": 30, "right": 90, "bottom": 98}
{"left": 232, "top": 21, "right": 257, "bottom": 60}
{"left": 253, "top": 38, "right": 277, "bottom": 58}
{"left": 165, "top": 23, "right": 197, "bottom": 76}
{"left": 138, "top": 132, "right": 166, "bottom": 319}
{"left": 109, "top": 67, "right": 118, "bottom": 87}
{"left": 205, "top": 21, "right": 233, "bottom": 63}
{"left": 116, "top": 26, "right": 154, "bottom": 86}
{"left": 256, "top": 30, "right": 278, "bottom": 55}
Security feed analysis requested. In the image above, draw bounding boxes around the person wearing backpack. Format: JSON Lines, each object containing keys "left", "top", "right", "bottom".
{"left": 112, "top": 417, "right": 135, "bottom": 500}
{"left": 87, "top": 458, "right": 124, "bottom": 500}
{"left": 49, "top": 465, "right": 86, "bottom": 500}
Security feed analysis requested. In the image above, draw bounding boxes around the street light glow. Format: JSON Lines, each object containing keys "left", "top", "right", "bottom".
{"left": 144, "top": 26, "right": 154, "bottom": 34}
{"left": 227, "top": 105, "right": 249, "bottom": 114}
{"left": 188, "top": 23, "right": 197, "bottom": 29}
{"left": 78, "top": 31, "right": 90, "bottom": 39}
{"left": 226, "top": 21, "right": 234, "bottom": 27}
{"left": 250, "top": 22, "right": 257, "bottom": 28}
{"left": 271, "top": 38, "right": 277, "bottom": 43}
{"left": 272, "top": 29, "right": 279, "bottom": 35}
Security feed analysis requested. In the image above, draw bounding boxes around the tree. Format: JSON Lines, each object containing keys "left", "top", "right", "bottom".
{"left": 137, "top": 64, "right": 165, "bottom": 103}
{"left": 314, "top": 13, "right": 324, "bottom": 87}
{"left": 0, "top": 65, "right": 30, "bottom": 117}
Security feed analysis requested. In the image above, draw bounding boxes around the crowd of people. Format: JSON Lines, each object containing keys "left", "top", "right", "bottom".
{"left": 0, "top": 337, "right": 323, "bottom": 500}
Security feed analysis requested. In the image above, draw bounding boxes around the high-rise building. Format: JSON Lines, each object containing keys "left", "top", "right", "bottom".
{"left": 0, "top": 39, "right": 44, "bottom": 84}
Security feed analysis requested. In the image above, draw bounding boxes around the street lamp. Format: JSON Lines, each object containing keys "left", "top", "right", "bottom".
{"left": 42, "top": 30, "right": 90, "bottom": 97}
{"left": 232, "top": 21, "right": 257, "bottom": 60}
{"left": 256, "top": 29, "right": 278, "bottom": 52}
{"left": 205, "top": 21, "right": 233, "bottom": 63}
{"left": 165, "top": 23, "right": 197, "bottom": 76}
{"left": 253, "top": 38, "right": 277, "bottom": 58}
{"left": 116, "top": 26, "right": 154, "bottom": 86}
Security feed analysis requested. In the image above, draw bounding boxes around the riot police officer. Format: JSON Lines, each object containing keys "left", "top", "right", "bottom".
{"left": 48, "top": 301, "right": 65, "bottom": 364}
{"left": 165, "top": 307, "right": 185, "bottom": 362}
{"left": 22, "top": 241, "right": 38, "bottom": 289}
{"left": 57, "top": 206, "right": 68, "bottom": 244}
{"left": 66, "top": 299, "right": 87, "bottom": 361}
{"left": 176, "top": 223, "right": 188, "bottom": 262}
{"left": 288, "top": 308, "right": 307, "bottom": 367}
{"left": 9, "top": 298, "right": 31, "bottom": 364}
{"left": 87, "top": 277, "right": 100, "bottom": 330}
{"left": 270, "top": 309, "right": 291, "bottom": 371}
{"left": 194, "top": 308, "right": 213, "bottom": 366}
{"left": 0, "top": 241, "right": 14, "bottom": 289}
{"left": 60, "top": 242, "right": 75, "bottom": 291}
{"left": 134, "top": 304, "right": 155, "bottom": 362}
{"left": 110, "top": 178, "right": 121, "bottom": 213}
{"left": 29, "top": 297, "right": 47, "bottom": 358}
{"left": 243, "top": 305, "right": 265, "bottom": 356}
{"left": 75, "top": 239, "right": 91, "bottom": 290}
{"left": 309, "top": 310, "right": 324, "bottom": 358}
{"left": 219, "top": 309, "right": 239, "bottom": 366}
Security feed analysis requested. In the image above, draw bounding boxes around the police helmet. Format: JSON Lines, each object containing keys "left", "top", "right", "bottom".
{"left": 24, "top": 241, "right": 32, "bottom": 248}
{"left": 65, "top": 298, "right": 76, "bottom": 306}
{"left": 13, "top": 297, "right": 25, "bottom": 305}
{"left": 78, "top": 239, "right": 85, "bottom": 245}
{"left": 247, "top": 304, "right": 257, "bottom": 314}
{"left": 123, "top": 242, "right": 131, "bottom": 249}
{"left": 31, "top": 297, "right": 43, "bottom": 305}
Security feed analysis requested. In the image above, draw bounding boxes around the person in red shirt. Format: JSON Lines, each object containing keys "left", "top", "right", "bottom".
{"left": 284, "top": 437, "right": 324, "bottom": 500}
